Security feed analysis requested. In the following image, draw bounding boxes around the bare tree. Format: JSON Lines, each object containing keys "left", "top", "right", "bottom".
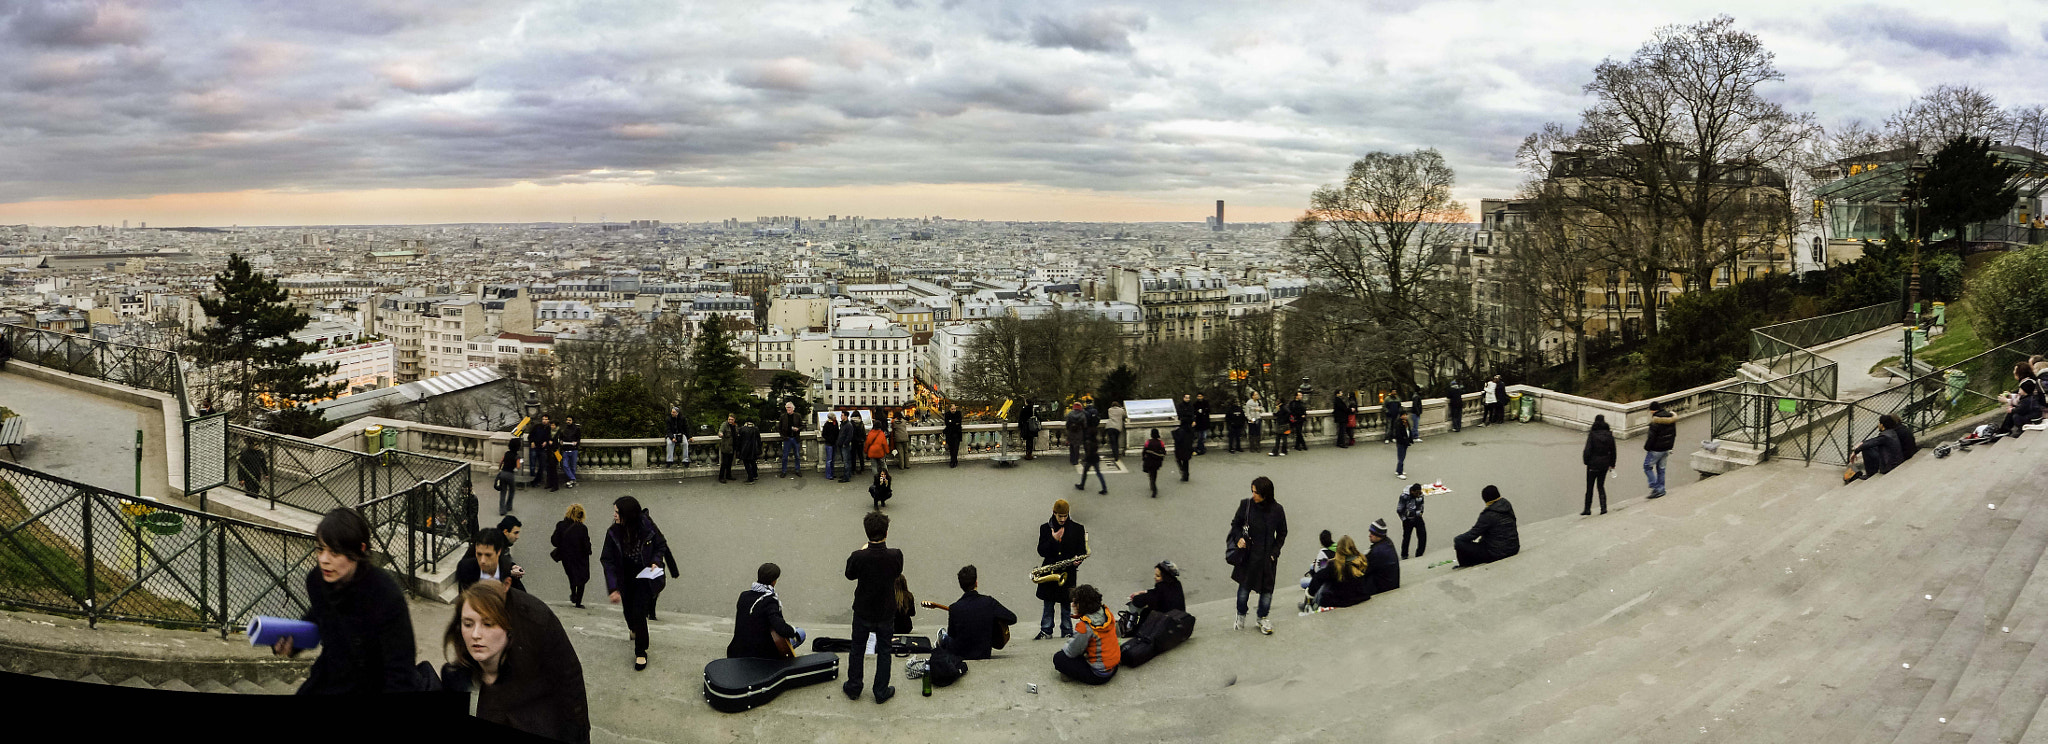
{"left": 2003, "top": 103, "right": 2048, "bottom": 152}
{"left": 1884, "top": 84, "right": 2009, "bottom": 150}
{"left": 1499, "top": 187, "right": 1606, "bottom": 382}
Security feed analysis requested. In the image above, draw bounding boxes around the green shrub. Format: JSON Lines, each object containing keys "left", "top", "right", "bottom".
{"left": 1967, "top": 243, "right": 2048, "bottom": 345}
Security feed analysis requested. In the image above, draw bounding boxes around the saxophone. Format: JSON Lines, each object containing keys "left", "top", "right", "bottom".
{"left": 1031, "top": 553, "right": 1089, "bottom": 586}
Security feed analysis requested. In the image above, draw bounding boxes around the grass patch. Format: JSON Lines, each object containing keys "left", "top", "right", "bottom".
{"left": 0, "top": 480, "right": 206, "bottom": 624}
{"left": 1867, "top": 300, "right": 1988, "bottom": 375}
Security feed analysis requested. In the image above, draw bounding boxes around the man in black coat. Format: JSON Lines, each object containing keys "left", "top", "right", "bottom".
{"left": 718, "top": 414, "right": 740, "bottom": 483}
{"left": 1454, "top": 485, "right": 1520, "bottom": 568}
{"left": 936, "top": 565, "right": 1017, "bottom": 661}
{"left": 1381, "top": 393, "right": 1405, "bottom": 444}
{"left": 1193, "top": 393, "right": 1212, "bottom": 454}
{"left": 1171, "top": 424, "right": 1195, "bottom": 481}
{"left": 457, "top": 527, "right": 527, "bottom": 594}
{"left": 728, "top": 563, "right": 805, "bottom": 658}
{"left": 943, "top": 404, "right": 965, "bottom": 467}
{"left": 737, "top": 419, "right": 763, "bottom": 483}
{"left": 1288, "top": 392, "right": 1310, "bottom": 451}
{"left": 1065, "top": 403, "right": 1089, "bottom": 465}
{"left": 845, "top": 512, "right": 904, "bottom": 703}
{"left": 665, "top": 406, "right": 691, "bottom": 467}
{"left": 1446, "top": 382, "right": 1465, "bottom": 432}
{"left": 838, "top": 413, "right": 864, "bottom": 482}
{"left": 1225, "top": 401, "right": 1247, "bottom": 453}
{"left": 1035, "top": 499, "right": 1087, "bottom": 640}
{"left": 1333, "top": 392, "right": 1354, "bottom": 448}
{"left": 527, "top": 415, "right": 553, "bottom": 483}
{"left": 1363, "top": 520, "right": 1400, "bottom": 597}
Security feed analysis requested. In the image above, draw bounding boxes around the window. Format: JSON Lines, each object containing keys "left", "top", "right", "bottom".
{"left": 1627, "top": 290, "right": 1641, "bottom": 308}
{"left": 1746, "top": 266, "right": 1757, "bottom": 281}
{"left": 1810, "top": 237, "right": 1825, "bottom": 266}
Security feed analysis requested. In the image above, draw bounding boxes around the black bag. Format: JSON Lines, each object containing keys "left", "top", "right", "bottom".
{"left": 927, "top": 647, "right": 968, "bottom": 687}
{"left": 704, "top": 653, "right": 840, "bottom": 713}
{"left": 1224, "top": 499, "right": 1249, "bottom": 567}
{"left": 1147, "top": 609, "right": 1197, "bottom": 653}
{"left": 1119, "top": 635, "right": 1159, "bottom": 668}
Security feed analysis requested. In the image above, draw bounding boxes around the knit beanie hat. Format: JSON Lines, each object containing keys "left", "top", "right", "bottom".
{"left": 1367, "top": 518, "right": 1388, "bottom": 537}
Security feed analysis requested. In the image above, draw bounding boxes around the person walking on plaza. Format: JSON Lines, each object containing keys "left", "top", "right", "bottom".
{"left": 823, "top": 413, "right": 841, "bottom": 481}
{"left": 495, "top": 444, "right": 520, "bottom": 516}
{"left": 1065, "top": 402, "right": 1089, "bottom": 465}
{"left": 1076, "top": 421, "right": 1107, "bottom": 495}
{"left": 1225, "top": 398, "right": 1247, "bottom": 453}
{"left": 1582, "top": 415, "right": 1616, "bottom": 515}
{"left": 944, "top": 404, "right": 964, "bottom": 467}
{"left": 865, "top": 418, "right": 891, "bottom": 476}
{"left": 1052, "top": 585, "right": 1120, "bottom": 686}
{"left": 1381, "top": 393, "right": 1404, "bottom": 443}
{"left": 1397, "top": 483, "right": 1426, "bottom": 559}
{"left": 717, "top": 414, "right": 738, "bottom": 483}
{"left": 1479, "top": 377, "right": 1498, "bottom": 426}
{"left": 603, "top": 496, "right": 667, "bottom": 671}
{"left": 664, "top": 406, "right": 690, "bottom": 468}
{"left": 444, "top": 580, "right": 590, "bottom": 744}
{"left": 892, "top": 409, "right": 912, "bottom": 470}
{"left": 1392, "top": 414, "right": 1414, "bottom": 479}
{"left": 1245, "top": 391, "right": 1266, "bottom": 452}
{"left": 1230, "top": 476, "right": 1288, "bottom": 635}
{"left": 1333, "top": 392, "right": 1354, "bottom": 449}
{"left": 778, "top": 402, "right": 804, "bottom": 478}
{"left": 1172, "top": 422, "right": 1195, "bottom": 481}
{"left": 1194, "top": 393, "right": 1212, "bottom": 454}
{"left": 1036, "top": 499, "right": 1088, "bottom": 640}
{"left": 558, "top": 416, "right": 582, "bottom": 488}
{"left": 840, "top": 412, "right": 865, "bottom": 482}
{"left": 1105, "top": 400, "right": 1127, "bottom": 462}
{"left": 1447, "top": 381, "right": 1465, "bottom": 432}
{"left": 844, "top": 511, "right": 904, "bottom": 703}
{"left": 737, "top": 418, "right": 763, "bottom": 484}
{"left": 1643, "top": 401, "right": 1678, "bottom": 499}
{"left": 550, "top": 504, "right": 591, "bottom": 608}
{"left": 277, "top": 507, "right": 418, "bottom": 694}
{"left": 1454, "top": 485, "right": 1519, "bottom": 568}
{"left": 1141, "top": 429, "right": 1166, "bottom": 497}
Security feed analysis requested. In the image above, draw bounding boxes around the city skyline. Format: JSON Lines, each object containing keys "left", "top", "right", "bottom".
{"left": 3, "top": 0, "right": 2047, "bottom": 226}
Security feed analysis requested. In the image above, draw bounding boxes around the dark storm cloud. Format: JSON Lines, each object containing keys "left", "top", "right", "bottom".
{"left": 2, "top": 0, "right": 2046, "bottom": 209}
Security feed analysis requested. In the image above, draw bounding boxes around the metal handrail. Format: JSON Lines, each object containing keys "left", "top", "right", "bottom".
{"left": 1, "top": 323, "right": 193, "bottom": 418}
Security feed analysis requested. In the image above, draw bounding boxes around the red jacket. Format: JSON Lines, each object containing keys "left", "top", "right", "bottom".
{"left": 865, "top": 429, "right": 891, "bottom": 459}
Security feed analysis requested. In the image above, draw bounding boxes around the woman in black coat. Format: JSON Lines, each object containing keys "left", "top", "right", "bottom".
{"left": 278, "top": 507, "right": 418, "bottom": 695}
{"left": 551, "top": 504, "right": 593, "bottom": 608}
{"left": 870, "top": 469, "right": 893, "bottom": 509}
{"left": 602, "top": 496, "right": 668, "bottom": 671}
{"left": 1126, "top": 560, "right": 1185, "bottom": 625}
{"left": 445, "top": 580, "right": 590, "bottom": 743}
{"left": 1228, "top": 476, "right": 1287, "bottom": 634}
{"left": 1582, "top": 415, "right": 1617, "bottom": 515}
{"left": 1140, "top": 430, "right": 1167, "bottom": 498}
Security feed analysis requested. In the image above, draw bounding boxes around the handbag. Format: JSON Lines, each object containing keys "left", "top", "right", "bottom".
{"left": 1224, "top": 499, "right": 1249, "bottom": 567}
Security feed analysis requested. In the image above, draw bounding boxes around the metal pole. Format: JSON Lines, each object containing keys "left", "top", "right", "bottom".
{"left": 82, "top": 490, "right": 95, "bottom": 628}
{"left": 134, "top": 429, "right": 143, "bottom": 499}
{"left": 217, "top": 525, "right": 228, "bottom": 638}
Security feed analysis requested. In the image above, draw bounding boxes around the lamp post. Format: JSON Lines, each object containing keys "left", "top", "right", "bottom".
{"left": 522, "top": 389, "right": 540, "bottom": 423}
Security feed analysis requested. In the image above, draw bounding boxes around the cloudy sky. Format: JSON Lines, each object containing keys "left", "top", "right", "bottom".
{"left": 2, "top": 0, "right": 2045, "bottom": 226}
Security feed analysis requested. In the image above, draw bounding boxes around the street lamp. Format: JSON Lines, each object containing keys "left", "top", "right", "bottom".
{"left": 522, "top": 389, "right": 541, "bottom": 422}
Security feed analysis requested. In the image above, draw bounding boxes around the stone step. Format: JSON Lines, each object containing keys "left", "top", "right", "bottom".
{"left": 2019, "top": 693, "right": 2048, "bottom": 744}
{"left": 1971, "top": 635, "right": 2048, "bottom": 744}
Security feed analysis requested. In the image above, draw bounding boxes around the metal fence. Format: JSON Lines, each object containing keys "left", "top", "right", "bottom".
{"left": 1, "top": 323, "right": 191, "bottom": 417}
{"left": 0, "top": 459, "right": 318, "bottom": 635}
{"left": 1750, "top": 302, "right": 1902, "bottom": 361}
{"left": 1710, "top": 302, "right": 1903, "bottom": 450}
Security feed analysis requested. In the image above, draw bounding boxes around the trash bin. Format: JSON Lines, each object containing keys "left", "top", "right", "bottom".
{"left": 363, "top": 424, "right": 384, "bottom": 452}
{"left": 1518, "top": 393, "right": 1535, "bottom": 422}
{"left": 1945, "top": 369, "right": 1969, "bottom": 406}
{"left": 1932, "top": 302, "right": 1946, "bottom": 327}
{"left": 380, "top": 427, "right": 399, "bottom": 450}
{"left": 137, "top": 512, "right": 184, "bottom": 536}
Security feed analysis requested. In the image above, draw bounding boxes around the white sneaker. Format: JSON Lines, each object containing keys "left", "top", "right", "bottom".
{"left": 1258, "top": 618, "right": 1273, "bottom": 635}
{"left": 1397, "top": 473, "right": 1407, "bottom": 479}
{"left": 1233, "top": 615, "right": 1245, "bottom": 631}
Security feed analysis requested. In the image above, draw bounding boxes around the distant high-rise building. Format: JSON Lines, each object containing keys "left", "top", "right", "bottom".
{"left": 1214, "top": 200, "right": 1225, "bottom": 232}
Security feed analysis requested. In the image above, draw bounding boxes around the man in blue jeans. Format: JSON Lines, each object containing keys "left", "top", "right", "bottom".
{"left": 777, "top": 402, "right": 804, "bottom": 478}
{"left": 1642, "top": 401, "right": 1678, "bottom": 499}
{"left": 822, "top": 413, "right": 840, "bottom": 481}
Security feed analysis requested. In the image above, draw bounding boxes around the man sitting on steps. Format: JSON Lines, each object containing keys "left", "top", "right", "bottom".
{"left": 1453, "top": 486, "right": 1519, "bottom": 569}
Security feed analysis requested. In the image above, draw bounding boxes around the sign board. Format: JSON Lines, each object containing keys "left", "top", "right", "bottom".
{"left": 184, "top": 413, "right": 228, "bottom": 496}
{"left": 1123, "top": 398, "right": 1179, "bottom": 425}
{"left": 817, "top": 409, "right": 874, "bottom": 429}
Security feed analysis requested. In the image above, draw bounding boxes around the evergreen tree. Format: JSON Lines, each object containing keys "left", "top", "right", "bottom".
{"left": 184, "top": 253, "right": 343, "bottom": 428}
{"left": 574, "top": 375, "right": 666, "bottom": 438}
{"left": 685, "top": 317, "right": 756, "bottom": 428}
{"left": 1096, "top": 364, "right": 1138, "bottom": 408}
{"left": 1905, "top": 135, "right": 2022, "bottom": 244}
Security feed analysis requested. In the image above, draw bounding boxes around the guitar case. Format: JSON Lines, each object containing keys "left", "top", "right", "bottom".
{"left": 703, "top": 653, "right": 840, "bottom": 713}
{"left": 1119, "top": 610, "right": 1196, "bottom": 668}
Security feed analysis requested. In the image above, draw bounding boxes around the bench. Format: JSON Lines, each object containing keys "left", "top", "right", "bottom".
{"left": 0, "top": 416, "right": 23, "bottom": 460}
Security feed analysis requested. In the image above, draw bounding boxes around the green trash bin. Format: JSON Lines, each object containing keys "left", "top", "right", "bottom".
{"left": 1945, "top": 369, "right": 1969, "bottom": 406}
{"left": 381, "top": 427, "right": 399, "bottom": 450}
{"left": 136, "top": 512, "right": 184, "bottom": 536}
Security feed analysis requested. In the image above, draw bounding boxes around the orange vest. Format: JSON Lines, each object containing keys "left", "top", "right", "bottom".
{"left": 865, "top": 429, "right": 891, "bottom": 459}
{"left": 1072, "top": 612, "right": 1120, "bottom": 671}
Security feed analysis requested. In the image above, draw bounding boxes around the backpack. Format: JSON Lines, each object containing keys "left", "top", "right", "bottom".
{"left": 927, "top": 647, "right": 968, "bottom": 687}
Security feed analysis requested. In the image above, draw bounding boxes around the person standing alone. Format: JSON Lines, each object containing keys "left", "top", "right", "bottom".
{"left": 737, "top": 418, "right": 762, "bottom": 484}
{"left": 1396, "top": 483, "right": 1426, "bottom": 559}
{"left": 943, "top": 404, "right": 964, "bottom": 467}
{"left": 777, "top": 402, "right": 804, "bottom": 478}
{"left": 1229, "top": 476, "right": 1287, "bottom": 635}
{"left": 1643, "top": 402, "right": 1677, "bottom": 499}
{"left": 844, "top": 511, "right": 904, "bottom": 703}
{"left": 1582, "top": 415, "right": 1616, "bottom": 515}
{"left": 1035, "top": 499, "right": 1088, "bottom": 640}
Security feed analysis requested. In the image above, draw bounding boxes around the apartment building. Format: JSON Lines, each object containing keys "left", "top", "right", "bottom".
{"left": 827, "top": 325, "right": 914, "bottom": 409}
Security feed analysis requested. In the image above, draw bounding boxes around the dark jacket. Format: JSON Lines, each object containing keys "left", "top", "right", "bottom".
{"left": 1645, "top": 408, "right": 1678, "bottom": 452}
{"left": 869, "top": 474, "right": 893, "bottom": 505}
{"left": 1583, "top": 423, "right": 1617, "bottom": 470}
{"left": 528, "top": 422, "right": 553, "bottom": 449}
{"left": 1172, "top": 427, "right": 1194, "bottom": 461}
{"left": 600, "top": 514, "right": 669, "bottom": 594}
{"left": 456, "top": 550, "right": 526, "bottom": 594}
{"left": 822, "top": 419, "right": 840, "bottom": 448}
{"left": 499, "top": 449, "right": 519, "bottom": 474}
{"left": 296, "top": 565, "right": 416, "bottom": 695}
{"left": 1286, "top": 399, "right": 1308, "bottom": 427}
{"left": 1225, "top": 404, "right": 1247, "bottom": 430}
{"left": 1397, "top": 489, "right": 1425, "bottom": 521}
{"left": 1036, "top": 517, "right": 1087, "bottom": 603}
{"left": 894, "top": 596, "right": 916, "bottom": 635}
{"left": 1081, "top": 427, "right": 1101, "bottom": 466}
{"left": 845, "top": 542, "right": 905, "bottom": 623}
{"left": 1332, "top": 395, "right": 1352, "bottom": 421}
{"left": 1141, "top": 438, "right": 1166, "bottom": 474}
{"left": 666, "top": 413, "right": 688, "bottom": 438}
{"left": 557, "top": 423, "right": 581, "bottom": 450}
{"left": 1855, "top": 430, "right": 1904, "bottom": 475}
{"left": 1381, "top": 399, "right": 1404, "bottom": 429}
{"left": 1228, "top": 498, "right": 1288, "bottom": 594}
{"left": 940, "top": 591, "right": 1017, "bottom": 660}
{"left": 727, "top": 586, "right": 800, "bottom": 659}
{"left": 476, "top": 587, "right": 590, "bottom": 744}
{"left": 1363, "top": 538, "right": 1401, "bottom": 596}
{"left": 735, "top": 422, "right": 762, "bottom": 459}
{"left": 1175, "top": 399, "right": 1195, "bottom": 428}
{"left": 1308, "top": 562, "right": 1369, "bottom": 608}
{"left": 840, "top": 417, "right": 864, "bottom": 449}
{"left": 1456, "top": 497, "right": 1520, "bottom": 562}
{"left": 943, "top": 411, "right": 964, "bottom": 442}
{"left": 1392, "top": 417, "right": 1413, "bottom": 445}
{"left": 550, "top": 519, "right": 591, "bottom": 587}
{"left": 1895, "top": 425, "right": 1918, "bottom": 460}
{"left": 1129, "top": 579, "right": 1185, "bottom": 615}
{"left": 779, "top": 412, "right": 802, "bottom": 439}
{"left": 1065, "top": 408, "right": 1089, "bottom": 436}
{"left": 1447, "top": 388, "right": 1465, "bottom": 413}
{"left": 1194, "top": 398, "right": 1212, "bottom": 426}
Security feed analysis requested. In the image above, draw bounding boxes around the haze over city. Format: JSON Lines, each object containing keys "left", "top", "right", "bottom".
{"left": 6, "top": 0, "right": 2047, "bottom": 226}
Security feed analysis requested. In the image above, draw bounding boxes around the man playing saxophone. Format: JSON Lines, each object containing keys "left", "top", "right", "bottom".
{"left": 1034, "top": 498, "right": 1088, "bottom": 641}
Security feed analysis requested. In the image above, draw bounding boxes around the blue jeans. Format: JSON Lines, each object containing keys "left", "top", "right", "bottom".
{"left": 1644, "top": 450, "right": 1670, "bottom": 494}
{"left": 1079, "top": 461, "right": 1106, "bottom": 492}
{"left": 779, "top": 438, "right": 801, "bottom": 475}
{"left": 561, "top": 449, "right": 578, "bottom": 482}
{"left": 1410, "top": 416, "right": 1420, "bottom": 439}
{"left": 1041, "top": 599, "right": 1072, "bottom": 637}
{"left": 528, "top": 446, "right": 542, "bottom": 479}
{"left": 666, "top": 436, "right": 690, "bottom": 465}
{"left": 1236, "top": 583, "right": 1273, "bottom": 619}
{"left": 824, "top": 445, "right": 837, "bottom": 479}
{"left": 1396, "top": 440, "right": 1409, "bottom": 474}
